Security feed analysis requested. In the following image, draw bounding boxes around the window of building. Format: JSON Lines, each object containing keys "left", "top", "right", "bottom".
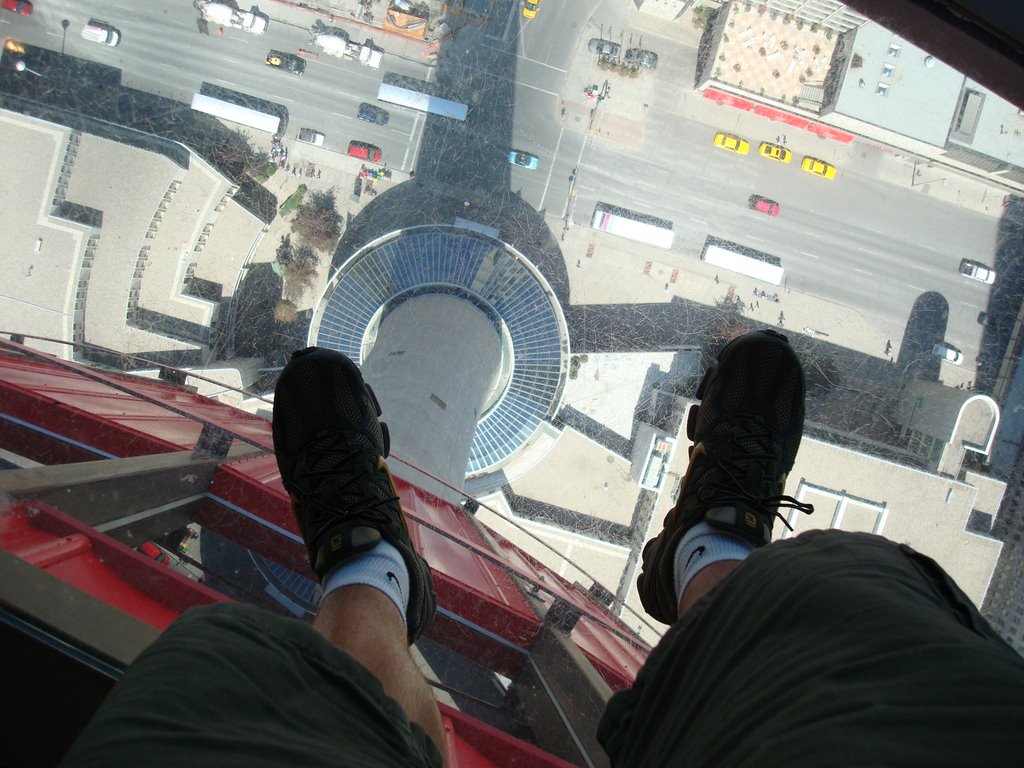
{"left": 888, "top": 43, "right": 902, "bottom": 57}
{"left": 876, "top": 82, "right": 890, "bottom": 96}
{"left": 881, "top": 62, "right": 896, "bottom": 77}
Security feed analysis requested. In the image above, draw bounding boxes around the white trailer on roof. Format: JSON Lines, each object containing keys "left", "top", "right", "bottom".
{"left": 376, "top": 81, "right": 467, "bottom": 121}
{"left": 190, "top": 93, "right": 280, "bottom": 134}
{"left": 701, "top": 241, "right": 784, "bottom": 285}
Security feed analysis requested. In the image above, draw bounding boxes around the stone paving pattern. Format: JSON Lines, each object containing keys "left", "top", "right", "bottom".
{"left": 713, "top": 2, "right": 837, "bottom": 105}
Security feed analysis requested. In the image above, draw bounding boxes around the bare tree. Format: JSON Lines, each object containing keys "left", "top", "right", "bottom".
{"left": 291, "top": 190, "right": 343, "bottom": 252}
{"left": 282, "top": 243, "right": 320, "bottom": 302}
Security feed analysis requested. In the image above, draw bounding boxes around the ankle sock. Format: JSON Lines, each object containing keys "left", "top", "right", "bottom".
{"left": 321, "top": 540, "right": 409, "bottom": 627}
{"left": 673, "top": 519, "right": 754, "bottom": 605}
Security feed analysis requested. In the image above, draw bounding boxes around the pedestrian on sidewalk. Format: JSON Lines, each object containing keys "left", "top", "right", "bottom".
{"left": 779, "top": 311, "right": 785, "bottom": 326}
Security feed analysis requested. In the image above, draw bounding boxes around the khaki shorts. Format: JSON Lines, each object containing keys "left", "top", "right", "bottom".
{"left": 63, "top": 603, "right": 441, "bottom": 768}
{"left": 599, "top": 530, "right": 1024, "bottom": 767}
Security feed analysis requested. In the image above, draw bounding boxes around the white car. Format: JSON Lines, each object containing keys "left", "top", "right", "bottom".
{"left": 959, "top": 259, "right": 996, "bottom": 284}
{"left": 297, "top": 128, "right": 325, "bottom": 146}
{"left": 932, "top": 343, "right": 964, "bottom": 365}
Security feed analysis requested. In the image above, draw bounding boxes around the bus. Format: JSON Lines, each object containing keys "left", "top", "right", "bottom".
{"left": 190, "top": 93, "right": 281, "bottom": 135}
{"left": 701, "top": 238, "right": 784, "bottom": 285}
{"left": 377, "top": 74, "right": 468, "bottom": 121}
{"left": 590, "top": 202, "right": 675, "bottom": 249}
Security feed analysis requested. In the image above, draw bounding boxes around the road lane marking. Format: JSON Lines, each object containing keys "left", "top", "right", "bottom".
{"left": 854, "top": 267, "right": 873, "bottom": 275}
{"left": 515, "top": 80, "right": 558, "bottom": 96}
{"left": 908, "top": 284, "right": 925, "bottom": 291}
{"left": 216, "top": 79, "right": 238, "bottom": 87}
{"left": 799, "top": 250, "right": 819, "bottom": 259}
{"left": 689, "top": 218, "right": 707, "bottom": 225}
{"left": 537, "top": 125, "right": 564, "bottom": 212}
{"left": 403, "top": 111, "right": 425, "bottom": 171}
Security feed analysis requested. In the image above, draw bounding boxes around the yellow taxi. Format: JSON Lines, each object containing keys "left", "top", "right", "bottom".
{"left": 759, "top": 142, "right": 792, "bottom": 163}
{"left": 801, "top": 156, "right": 837, "bottom": 180}
{"left": 522, "top": 0, "right": 539, "bottom": 18}
{"left": 713, "top": 132, "right": 750, "bottom": 155}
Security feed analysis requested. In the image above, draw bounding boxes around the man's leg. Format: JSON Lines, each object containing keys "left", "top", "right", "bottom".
{"left": 636, "top": 329, "right": 813, "bottom": 626}
{"left": 64, "top": 349, "right": 445, "bottom": 767}
{"left": 599, "top": 330, "right": 1024, "bottom": 766}
{"left": 313, "top": 587, "right": 445, "bottom": 751}
{"left": 272, "top": 346, "right": 445, "bottom": 761}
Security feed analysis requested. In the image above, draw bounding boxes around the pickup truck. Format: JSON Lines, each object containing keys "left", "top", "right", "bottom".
{"left": 959, "top": 258, "right": 996, "bottom": 284}
{"left": 196, "top": 1, "right": 268, "bottom": 35}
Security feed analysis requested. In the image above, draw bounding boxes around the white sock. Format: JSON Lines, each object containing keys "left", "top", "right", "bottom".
{"left": 673, "top": 518, "right": 754, "bottom": 604}
{"left": 321, "top": 540, "right": 409, "bottom": 627}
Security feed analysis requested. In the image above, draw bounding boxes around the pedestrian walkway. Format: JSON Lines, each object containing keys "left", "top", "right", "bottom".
{"left": 552, "top": 210, "right": 891, "bottom": 363}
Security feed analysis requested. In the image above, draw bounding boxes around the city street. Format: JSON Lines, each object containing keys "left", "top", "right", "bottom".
{"left": 0, "top": 0, "right": 1007, "bottom": 364}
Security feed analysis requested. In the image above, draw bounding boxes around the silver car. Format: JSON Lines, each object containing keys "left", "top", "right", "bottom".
{"left": 297, "top": 128, "right": 325, "bottom": 146}
{"left": 588, "top": 38, "right": 620, "bottom": 57}
{"left": 932, "top": 343, "right": 964, "bottom": 365}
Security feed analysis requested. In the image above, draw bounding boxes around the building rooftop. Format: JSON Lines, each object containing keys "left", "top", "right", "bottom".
{"left": 948, "top": 79, "right": 1024, "bottom": 168}
{"left": 830, "top": 21, "right": 964, "bottom": 147}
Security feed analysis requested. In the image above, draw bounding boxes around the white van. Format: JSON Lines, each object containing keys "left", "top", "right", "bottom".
{"left": 82, "top": 21, "right": 120, "bottom": 47}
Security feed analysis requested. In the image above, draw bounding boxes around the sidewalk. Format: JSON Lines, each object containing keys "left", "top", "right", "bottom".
{"left": 553, "top": 210, "right": 891, "bottom": 363}
{"left": 264, "top": 0, "right": 444, "bottom": 65}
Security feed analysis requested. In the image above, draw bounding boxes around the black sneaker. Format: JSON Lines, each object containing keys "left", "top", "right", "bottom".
{"left": 637, "top": 330, "right": 814, "bottom": 625}
{"left": 272, "top": 347, "right": 435, "bottom": 644}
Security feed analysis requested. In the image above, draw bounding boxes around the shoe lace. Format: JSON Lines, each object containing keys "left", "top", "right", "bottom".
{"left": 295, "top": 429, "right": 399, "bottom": 530}
{"left": 695, "top": 422, "right": 815, "bottom": 533}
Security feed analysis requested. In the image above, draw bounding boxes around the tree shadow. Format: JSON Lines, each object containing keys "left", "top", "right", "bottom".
{"left": 230, "top": 263, "right": 308, "bottom": 375}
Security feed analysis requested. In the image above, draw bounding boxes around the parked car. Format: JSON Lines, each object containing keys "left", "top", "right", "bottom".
{"left": 348, "top": 140, "right": 382, "bottom": 162}
{"left": 713, "top": 132, "right": 750, "bottom": 155}
{"left": 82, "top": 20, "right": 120, "bottom": 46}
{"left": 759, "top": 142, "right": 792, "bottom": 163}
{"left": 959, "top": 258, "right": 996, "bottom": 284}
{"left": 588, "top": 38, "right": 620, "bottom": 57}
{"left": 624, "top": 48, "right": 658, "bottom": 69}
{"left": 508, "top": 150, "right": 539, "bottom": 170}
{"left": 357, "top": 102, "right": 390, "bottom": 125}
{"left": 522, "top": 0, "right": 540, "bottom": 19}
{"left": 801, "top": 156, "right": 837, "bottom": 179}
{"left": 749, "top": 195, "right": 780, "bottom": 216}
{"left": 1, "top": 0, "right": 32, "bottom": 15}
{"left": 932, "top": 343, "right": 964, "bottom": 365}
{"left": 138, "top": 542, "right": 171, "bottom": 566}
{"left": 265, "top": 50, "right": 306, "bottom": 75}
{"left": 297, "top": 128, "right": 325, "bottom": 146}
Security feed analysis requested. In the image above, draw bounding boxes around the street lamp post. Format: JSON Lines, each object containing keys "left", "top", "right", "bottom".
{"left": 61, "top": 19, "right": 70, "bottom": 55}
{"left": 14, "top": 60, "right": 43, "bottom": 77}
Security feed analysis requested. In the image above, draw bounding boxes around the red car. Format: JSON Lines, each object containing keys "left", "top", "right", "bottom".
{"left": 348, "top": 140, "right": 382, "bottom": 162}
{"left": 2, "top": 0, "right": 33, "bottom": 15}
{"left": 139, "top": 542, "right": 171, "bottom": 566}
{"left": 749, "top": 194, "right": 780, "bottom": 217}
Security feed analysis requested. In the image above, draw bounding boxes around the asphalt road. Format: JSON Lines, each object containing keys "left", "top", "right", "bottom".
{"left": 2, "top": 0, "right": 1003, "bottom": 359}
{"left": 507, "top": 3, "right": 1000, "bottom": 359}
{"left": 3, "top": 0, "right": 430, "bottom": 165}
